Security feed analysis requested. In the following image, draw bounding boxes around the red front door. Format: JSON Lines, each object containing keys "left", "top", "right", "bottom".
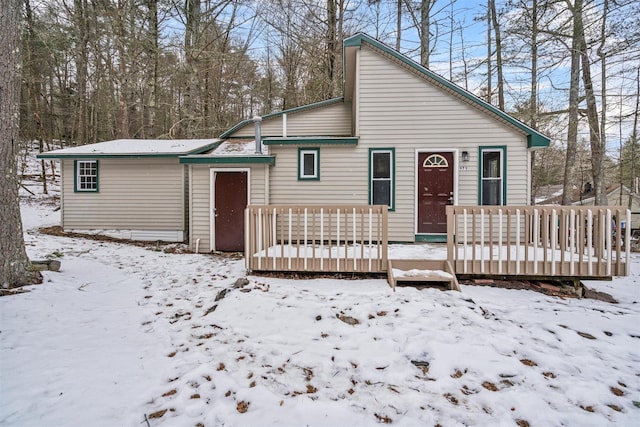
{"left": 214, "top": 171, "right": 247, "bottom": 251}
{"left": 417, "top": 152, "right": 454, "bottom": 234}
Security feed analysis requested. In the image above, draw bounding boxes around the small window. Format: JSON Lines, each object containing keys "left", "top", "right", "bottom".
{"left": 479, "top": 148, "right": 505, "bottom": 205}
{"left": 370, "top": 148, "right": 394, "bottom": 210}
{"left": 298, "top": 148, "right": 319, "bottom": 180}
{"left": 75, "top": 160, "right": 98, "bottom": 192}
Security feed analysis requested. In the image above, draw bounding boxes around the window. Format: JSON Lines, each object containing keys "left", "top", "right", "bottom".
{"left": 75, "top": 160, "right": 98, "bottom": 192}
{"left": 423, "top": 154, "right": 448, "bottom": 168}
{"left": 479, "top": 147, "right": 505, "bottom": 205}
{"left": 369, "top": 148, "right": 394, "bottom": 210}
{"left": 298, "top": 148, "right": 319, "bottom": 180}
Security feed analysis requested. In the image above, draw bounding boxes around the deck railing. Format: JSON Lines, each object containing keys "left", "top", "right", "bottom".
{"left": 446, "top": 205, "right": 631, "bottom": 277}
{"left": 245, "top": 205, "right": 388, "bottom": 273}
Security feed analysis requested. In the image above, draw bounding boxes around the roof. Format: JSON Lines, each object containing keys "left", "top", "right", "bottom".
{"left": 179, "top": 140, "right": 276, "bottom": 165}
{"left": 37, "top": 139, "right": 220, "bottom": 159}
{"left": 219, "top": 97, "right": 344, "bottom": 139}
{"left": 573, "top": 184, "right": 640, "bottom": 206}
{"left": 343, "top": 33, "right": 550, "bottom": 149}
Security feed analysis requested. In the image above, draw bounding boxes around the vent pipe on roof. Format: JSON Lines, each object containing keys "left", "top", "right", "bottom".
{"left": 253, "top": 116, "right": 262, "bottom": 154}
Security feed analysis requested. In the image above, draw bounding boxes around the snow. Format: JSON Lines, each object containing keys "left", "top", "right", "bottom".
{"left": 211, "top": 139, "right": 259, "bottom": 155}
{"left": 392, "top": 268, "right": 453, "bottom": 279}
{"left": 2, "top": 171, "right": 640, "bottom": 426}
{"left": 39, "top": 138, "right": 219, "bottom": 156}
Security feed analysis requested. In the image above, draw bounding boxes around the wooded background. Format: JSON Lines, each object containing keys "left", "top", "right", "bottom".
{"left": 18, "top": 0, "right": 640, "bottom": 205}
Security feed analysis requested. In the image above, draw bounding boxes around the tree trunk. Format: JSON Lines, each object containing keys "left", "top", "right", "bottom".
{"left": 629, "top": 68, "right": 639, "bottom": 209}
{"left": 74, "top": 0, "right": 89, "bottom": 145}
{"left": 562, "top": 0, "right": 582, "bottom": 206}
{"left": 146, "top": 0, "right": 159, "bottom": 138}
{"left": 530, "top": 0, "right": 538, "bottom": 129}
{"left": 595, "top": 0, "right": 609, "bottom": 205}
{"left": 326, "top": 0, "right": 337, "bottom": 98}
{"left": 0, "top": 0, "right": 42, "bottom": 288}
{"left": 529, "top": 0, "right": 539, "bottom": 203}
{"left": 486, "top": 1, "right": 492, "bottom": 104}
{"left": 420, "top": 0, "right": 431, "bottom": 67}
{"left": 489, "top": 0, "right": 504, "bottom": 110}
{"left": 396, "top": 0, "right": 402, "bottom": 51}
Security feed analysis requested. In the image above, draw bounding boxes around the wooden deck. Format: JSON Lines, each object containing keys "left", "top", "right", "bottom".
{"left": 245, "top": 205, "right": 388, "bottom": 273}
{"left": 245, "top": 204, "right": 632, "bottom": 288}
{"left": 446, "top": 206, "right": 632, "bottom": 278}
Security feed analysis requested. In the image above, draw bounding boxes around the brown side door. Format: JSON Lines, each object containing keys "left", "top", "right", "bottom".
{"left": 417, "top": 152, "right": 454, "bottom": 234}
{"left": 214, "top": 171, "right": 247, "bottom": 252}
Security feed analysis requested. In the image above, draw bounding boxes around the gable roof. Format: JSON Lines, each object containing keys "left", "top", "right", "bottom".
{"left": 37, "top": 139, "right": 220, "bottom": 159}
{"left": 219, "top": 97, "right": 344, "bottom": 139}
{"left": 343, "top": 33, "right": 550, "bottom": 149}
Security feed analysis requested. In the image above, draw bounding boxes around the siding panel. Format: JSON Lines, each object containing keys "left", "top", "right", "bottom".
{"left": 62, "top": 158, "right": 186, "bottom": 232}
{"left": 356, "top": 45, "right": 529, "bottom": 241}
{"left": 230, "top": 102, "right": 352, "bottom": 138}
{"left": 268, "top": 46, "right": 530, "bottom": 242}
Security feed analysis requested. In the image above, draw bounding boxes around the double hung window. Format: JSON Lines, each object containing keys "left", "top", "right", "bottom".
{"left": 479, "top": 148, "right": 505, "bottom": 205}
{"left": 370, "top": 149, "right": 394, "bottom": 210}
{"left": 75, "top": 160, "right": 98, "bottom": 192}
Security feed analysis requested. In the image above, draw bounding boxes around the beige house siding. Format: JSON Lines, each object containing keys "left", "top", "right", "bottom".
{"left": 268, "top": 146, "right": 368, "bottom": 205}
{"left": 61, "top": 158, "right": 186, "bottom": 238}
{"left": 228, "top": 101, "right": 352, "bottom": 138}
{"left": 189, "top": 164, "right": 267, "bottom": 252}
{"left": 356, "top": 45, "right": 530, "bottom": 241}
{"left": 264, "top": 45, "right": 530, "bottom": 242}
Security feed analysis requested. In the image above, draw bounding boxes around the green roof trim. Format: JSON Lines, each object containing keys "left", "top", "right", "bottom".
{"left": 343, "top": 33, "right": 550, "bottom": 149}
{"left": 38, "top": 153, "right": 187, "bottom": 159}
{"left": 179, "top": 155, "right": 276, "bottom": 165}
{"left": 219, "top": 97, "right": 345, "bottom": 138}
{"left": 263, "top": 137, "right": 358, "bottom": 146}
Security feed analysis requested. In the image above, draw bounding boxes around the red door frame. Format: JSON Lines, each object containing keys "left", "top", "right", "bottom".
{"left": 415, "top": 150, "right": 457, "bottom": 235}
{"left": 210, "top": 168, "right": 250, "bottom": 251}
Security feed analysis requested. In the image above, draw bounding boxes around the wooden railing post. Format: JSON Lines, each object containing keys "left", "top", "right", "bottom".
{"left": 446, "top": 205, "right": 454, "bottom": 271}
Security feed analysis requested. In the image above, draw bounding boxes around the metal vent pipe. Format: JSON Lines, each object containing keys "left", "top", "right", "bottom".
{"left": 253, "top": 116, "right": 262, "bottom": 154}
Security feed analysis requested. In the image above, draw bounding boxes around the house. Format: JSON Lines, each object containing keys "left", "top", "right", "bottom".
{"left": 39, "top": 33, "right": 550, "bottom": 252}
{"left": 37, "top": 139, "right": 219, "bottom": 242}
{"left": 179, "top": 33, "right": 549, "bottom": 252}
{"left": 572, "top": 184, "right": 640, "bottom": 232}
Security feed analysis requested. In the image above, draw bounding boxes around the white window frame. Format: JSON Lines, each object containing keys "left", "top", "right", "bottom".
{"left": 479, "top": 147, "right": 505, "bottom": 205}
{"left": 75, "top": 160, "right": 98, "bottom": 192}
{"left": 369, "top": 148, "right": 394, "bottom": 210}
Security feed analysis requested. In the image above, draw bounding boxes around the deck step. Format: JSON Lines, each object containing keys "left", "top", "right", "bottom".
{"left": 387, "top": 259, "right": 460, "bottom": 292}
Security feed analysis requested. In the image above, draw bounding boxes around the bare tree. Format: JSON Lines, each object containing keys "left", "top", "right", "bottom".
{"left": 489, "top": 0, "right": 504, "bottom": 110}
{"left": 1, "top": 0, "right": 42, "bottom": 288}
{"left": 562, "top": 0, "right": 583, "bottom": 205}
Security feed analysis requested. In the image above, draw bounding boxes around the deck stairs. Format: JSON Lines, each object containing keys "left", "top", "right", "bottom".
{"left": 387, "top": 259, "right": 460, "bottom": 291}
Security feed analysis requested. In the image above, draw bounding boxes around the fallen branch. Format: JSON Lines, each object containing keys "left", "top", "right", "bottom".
{"left": 20, "top": 183, "right": 35, "bottom": 195}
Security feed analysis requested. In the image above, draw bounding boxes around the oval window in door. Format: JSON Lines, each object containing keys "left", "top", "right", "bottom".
{"left": 423, "top": 154, "right": 449, "bottom": 168}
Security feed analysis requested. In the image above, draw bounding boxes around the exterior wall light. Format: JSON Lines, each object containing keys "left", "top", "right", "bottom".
{"left": 461, "top": 151, "right": 470, "bottom": 162}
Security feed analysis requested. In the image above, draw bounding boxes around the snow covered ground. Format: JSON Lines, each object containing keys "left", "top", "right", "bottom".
{"left": 1, "top": 175, "right": 639, "bottom": 427}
